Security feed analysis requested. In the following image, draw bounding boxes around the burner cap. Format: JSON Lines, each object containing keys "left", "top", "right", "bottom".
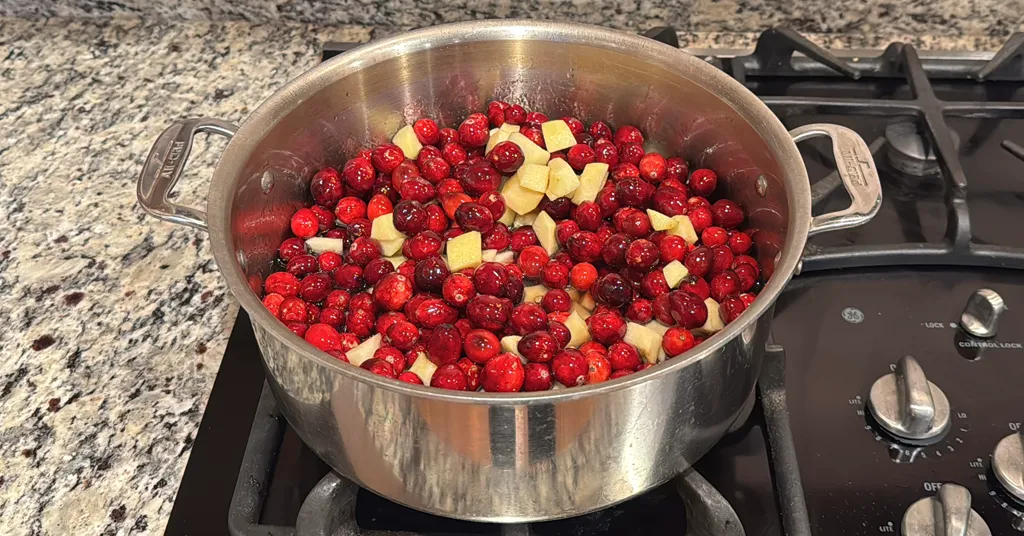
{"left": 884, "top": 121, "right": 961, "bottom": 177}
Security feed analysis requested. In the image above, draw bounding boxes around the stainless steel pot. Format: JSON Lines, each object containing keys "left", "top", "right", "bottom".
{"left": 137, "top": 21, "right": 882, "bottom": 522}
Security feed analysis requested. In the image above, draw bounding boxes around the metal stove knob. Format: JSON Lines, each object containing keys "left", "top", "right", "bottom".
{"left": 992, "top": 429, "right": 1024, "bottom": 503}
{"left": 960, "top": 289, "right": 1005, "bottom": 339}
{"left": 868, "top": 355, "right": 951, "bottom": 444}
{"left": 902, "top": 484, "right": 991, "bottom": 536}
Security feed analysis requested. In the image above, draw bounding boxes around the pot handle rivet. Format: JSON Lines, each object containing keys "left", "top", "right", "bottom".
{"left": 136, "top": 117, "right": 238, "bottom": 232}
{"left": 791, "top": 124, "right": 882, "bottom": 237}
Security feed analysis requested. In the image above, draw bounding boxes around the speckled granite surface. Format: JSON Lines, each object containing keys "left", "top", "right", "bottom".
{"left": 0, "top": 14, "right": 1012, "bottom": 536}
{"left": 3, "top": 0, "right": 1023, "bottom": 40}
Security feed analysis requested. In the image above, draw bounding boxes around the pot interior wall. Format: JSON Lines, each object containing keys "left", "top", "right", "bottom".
{"left": 224, "top": 38, "right": 791, "bottom": 284}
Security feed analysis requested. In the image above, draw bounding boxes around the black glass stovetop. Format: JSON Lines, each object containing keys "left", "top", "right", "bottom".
{"left": 163, "top": 27, "right": 1024, "bottom": 536}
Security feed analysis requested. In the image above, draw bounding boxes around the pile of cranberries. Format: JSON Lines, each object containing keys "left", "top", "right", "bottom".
{"left": 258, "top": 101, "right": 763, "bottom": 393}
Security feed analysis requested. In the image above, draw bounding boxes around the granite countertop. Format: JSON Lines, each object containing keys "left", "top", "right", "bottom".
{"left": 0, "top": 15, "right": 1013, "bottom": 535}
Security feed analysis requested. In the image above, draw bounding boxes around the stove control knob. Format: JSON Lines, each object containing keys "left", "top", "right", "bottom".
{"left": 902, "top": 484, "right": 991, "bottom": 536}
{"left": 960, "top": 288, "right": 1005, "bottom": 338}
{"left": 868, "top": 355, "right": 950, "bottom": 444}
{"left": 992, "top": 429, "right": 1024, "bottom": 503}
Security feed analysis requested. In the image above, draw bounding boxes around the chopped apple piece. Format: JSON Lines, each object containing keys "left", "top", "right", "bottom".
{"left": 566, "top": 288, "right": 581, "bottom": 302}
{"left": 564, "top": 311, "right": 591, "bottom": 348}
{"left": 481, "top": 249, "right": 498, "bottom": 262}
{"left": 570, "top": 163, "right": 609, "bottom": 204}
{"left": 446, "top": 231, "right": 482, "bottom": 272}
{"left": 485, "top": 128, "right": 510, "bottom": 154}
{"left": 494, "top": 251, "right": 515, "bottom": 264}
{"left": 346, "top": 333, "right": 382, "bottom": 367}
{"left": 571, "top": 302, "right": 592, "bottom": 320}
{"left": 507, "top": 132, "right": 551, "bottom": 166}
{"left": 516, "top": 163, "right": 550, "bottom": 193}
{"left": 408, "top": 351, "right": 438, "bottom": 385}
{"left": 663, "top": 260, "right": 690, "bottom": 288}
{"left": 524, "top": 285, "right": 548, "bottom": 304}
{"left": 532, "top": 211, "right": 559, "bottom": 255}
{"left": 370, "top": 213, "right": 403, "bottom": 241}
{"left": 545, "top": 159, "right": 581, "bottom": 200}
{"left": 669, "top": 215, "right": 699, "bottom": 245}
{"left": 499, "top": 122, "right": 521, "bottom": 134}
{"left": 647, "top": 209, "right": 677, "bottom": 231}
{"left": 695, "top": 298, "right": 726, "bottom": 336}
{"left": 501, "top": 335, "right": 523, "bottom": 359}
{"left": 514, "top": 210, "right": 540, "bottom": 228}
{"left": 392, "top": 125, "right": 422, "bottom": 159}
{"left": 501, "top": 175, "right": 545, "bottom": 215}
{"left": 306, "top": 237, "right": 345, "bottom": 254}
{"left": 541, "top": 120, "right": 577, "bottom": 152}
{"left": 624, "top": 322, "right": 663, "bottom": 365}
{"left": 378, "top": 238, "right": 404, "bottom": 256}
{"left": 644, "top": 321, "right": 670, "bottom": 337}
{"left": 578, "top": 291, "right": 596, "bottom": 311}
{"left": 498, "top": 206, "right": 517, "bottom": 226}
{"left": 384, "top": 255, "right": 406, "bottom": 268}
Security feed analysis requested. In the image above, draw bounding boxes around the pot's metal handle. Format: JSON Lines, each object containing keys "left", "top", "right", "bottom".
{"left": 137, "top": 118, "right": 238, "bottom": 232}
{"left": 790, "top": 123, "right": 882, "bottom": 236}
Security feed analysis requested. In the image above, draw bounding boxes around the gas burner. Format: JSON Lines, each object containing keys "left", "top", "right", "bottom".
{"left": 884, "top": 121, "right": 961, "bottom": 177}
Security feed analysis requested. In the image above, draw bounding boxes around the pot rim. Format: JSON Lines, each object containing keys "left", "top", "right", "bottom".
{"left": 208, "top": 19, "right": 811, "bottom": 404}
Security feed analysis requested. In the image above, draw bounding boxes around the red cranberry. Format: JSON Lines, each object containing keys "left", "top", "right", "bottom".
{"left": 613, "top": 125, "right": 644, "bottom": 146}
{"left": 442, "top": 142, "right": 468, "bottom": 166}
{"left": 342, "top": 158, "right": 375, "bottom": 194}
{"left": 510, "top": 303, "right": 547, "bottom": 335}
{"left": 391, "top": 160, "right": 421, "bottom": 191}
{"left": 524, "top": 111, "right": 548, "bottom": 126}
{"left": 662, "top": 327, "right": 696, "bottom": 357}
{"left": 286, "top": 255, "right": 318, "bottom": 277}
{"left": 371, "top": 144, "right": 404, "bottom": 174}
{"left": 442, "top": 273, "right": 476, "bottom": 308}
{"left": 344, "top": 218, "right": 372, "bottom": 241}
{"left": 466, "top": 294, "right": 511, "bottom": 331}
{"left": 286, "top": 321, "right": 310, "bottom": 338}
{"left": 688, "top": 206, "right": 713, "bottom": 233}
{"left": 666, "top": 157, "right": 689, "bottom": 182}
{"left": 617, "top": 209, "right": 652, "bottom": 238}
{"left": 375, "top": 311, "right": 406, "bottom": 336}
{"left": 413, "top": 118, "right": 440, "bottom": 144}
{"left": 601, "top": 233, "right": 631, "bottom": 267}
{"left": 544, "top": 321, "right": 568, "bottom": 350}
{"left": 441, "top": 192, "right": 472, "bottom": 219}
{"left": 398, "top": 371, "right": 423, "bottom": 385}
{"left": 404, "top": 231, "right": 443, "bottom": 261}
{"left": 650, "top": 186, "right": 687, "bottom": 217}
{"left": 593, "top": 139, "right": 619, "bottom": 168}
{"left": 290, "top": 208, "right": 319, "bottom": 238}
{"left": 701, "top": 226, "right": 728, "bottom": 247}
{"left": 392, "top": 200, "right": 428, "bottom": 236}
{"left": 277, "top": 237, "right": 307, "bottom": 263}
{"left": 482, "top": 223, "right": 511, "bottom": 250}
{"left": 397, "top": 259, "right": 417, "bottom": 281}
{"left": 459, "top": 160, "right": 502, "bottom": 195}
{"left": 734, "top": 263, "right": 758, "bottom": 292}
{"left": 350, "top": 291, "right": 376, "bottom": 312}
{"left": 263, "top": 293, "right": 285, "bottom": 317}
{"left": 719, "top": 296, "right": 747, "bottom": 324}
{"left": 504, "top": 274, "right": 525, "bottom": 303}
{"left": 588, "top": 121, "right": 612, "bottom": 140}
{"left": 510, "top": 227, "right": 538, "bottom": 252}
{"left": 374, "top": 346, "right": 407, "bottom": 372}
{"left": 464, "top": 328, "right": 501, "bottom": 364}
{"left": 617, "top": 143, "right": 645, "bottom": 166}
{"left": 668, "top": 290, "right": 708, "bottom": 329}
{"left": 385, "top": 320, "right": 419, "bottom": 350}
{"left": 710, "top": 245, "right": 734, "bottom": 275}
{"left": 504, "top": 104, "right": 527, "bottom": 124}
{"left": 587, "top": 310, "right": 627, "bottom": 345}
{"left": 566, "top": 144, "right": 596, "bottom": 170}
{"left": 426, "top": 324, "right": 463, "bottom": 365}
{"left": 299, "top": 273, "right": 331, "bottom": 303}
{"left": 638, "top": 153, "right": 667, "bottom": 183}
{"left": 420, "top": 157, "right": 451, "bottom": 183}
{"left": 265, "top": 272, "right": 300, "bottom": 298}
{"left": 338, "top": 332, "right": 360, "bottom": 351}
{"left": 430, "top": 364, "right": 468, "bottom": 390}
{"left": 437, "top": 127, "right": 458, "bottom": 146}
{"left": 659, "top": 235, "right": 687, "bottom": 263}
{"left": 551, "top": 349, "right": 588, "bottom": 387}
{"left": 626, "top": 299, "right": 654, "bottom": 323}
{"left": 310, "top": 205, "right": 336, "bottom": 232}
{"left": 279, "top": 297, "right": 308, "bottom": 323}
{"left": 520, "top": 126, "right": 545, "bottom": 147}
{"left": 436, "top": 178, "right": 462, "bottom": 195}
{"left": 346, "top": 237, "right": 378, "bottom": 267}
{"left": 688, "top": 169, "right": 718, "bottom": 197}
{"left": 612, "top": 163, "right": 639, "bottom": 182}
{"left": 538, "top": 197, "right": 571, "bottom": 220}
{"left": 366, "top": 194, "right": 394, "bottom": 221}
{"left": 415, "top": 298, "right": 459, "bottom": 328}
{"left": 516, "top": 331, "right": 557, "bottom": 363}
{"left": 540, "top": 262, "right": 570, "bottom": 290}
{"left": 523, "top": 363, "right": 553, "bottom": 391}
{"left": 310, "top": 168, "right": 344, "bottom": 207}
{"left": 711, "top": 199, "right": 745, "bottom": 229}
{"left": 573, "top": 202, "right": 602, "bottom": 232}
{"left": 567, "top": 231, "right": 602, "bottom": 263}
{"left": 615, "top": 178, "right": 655, "bottom": 208}
{"left": 414, "top": 256, "right": 450, "bottom": 293}
{"left": 594, "top": 273, "right": 632, "bottom": 308}
{"left": 710, "top": 270, "right": 741, "bottom": 301}
{"left": 456, "top": 358, "right": 482, "bottom": 391}
{"left": 373, "top": 273, "right": 414, "bottom": 311}
{"left": 684, "top": 246, "right": 713, "bottom": 278}
{"left": 625, "top": 239, "right": 659, "bottom": 271}
{"left": 641, "top": 270, "right": 670, "bottom": 299}
{"left": 585, "top": 352, "right": 612, "bottom": 383}
{"left": 455, "top": 202, "right": 495, "bottom": 233}
{"left": 554, "top": 220, "right": 579, "bottom": 248}
{"left": 481, "top": 353, "right": 524, "bottom": 392}
{"left": 472, "top": 262, "right": 508, "bottom": 296}
{"left": 607, "top": 342, "right": 641, "bottom": 371}
{"left": 458, "top": 119, "right": 488, "bottom": 148}
{"left": 652, "top": 294, "right": 675, "bottom": 325}
{"left": 739, "top": 292, "right": 757, "bottom": 308}
{"left": 680, "top": 276, "right": 711, "bottom": 300}
{"left": 541, "top": 289, "right": 571, "bottom": 313}
{"left": 487, "top": 141, "right": 525, "bottom": 174}
{"left": 728, "top": 232, "right": 752, "bottom": 255}
{"left": 304, "top": 323, "right": 342, "bottom": 351}
{"left": 398, "top": 178, "right": 436, "bottom": 204}
{"left": 316, "top": 251, "right": 342, "bottom": 273}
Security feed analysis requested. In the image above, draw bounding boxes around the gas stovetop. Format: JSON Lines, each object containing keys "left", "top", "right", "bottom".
{"left": 163, "top": 27, "right": 1024, "bottom": 536}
